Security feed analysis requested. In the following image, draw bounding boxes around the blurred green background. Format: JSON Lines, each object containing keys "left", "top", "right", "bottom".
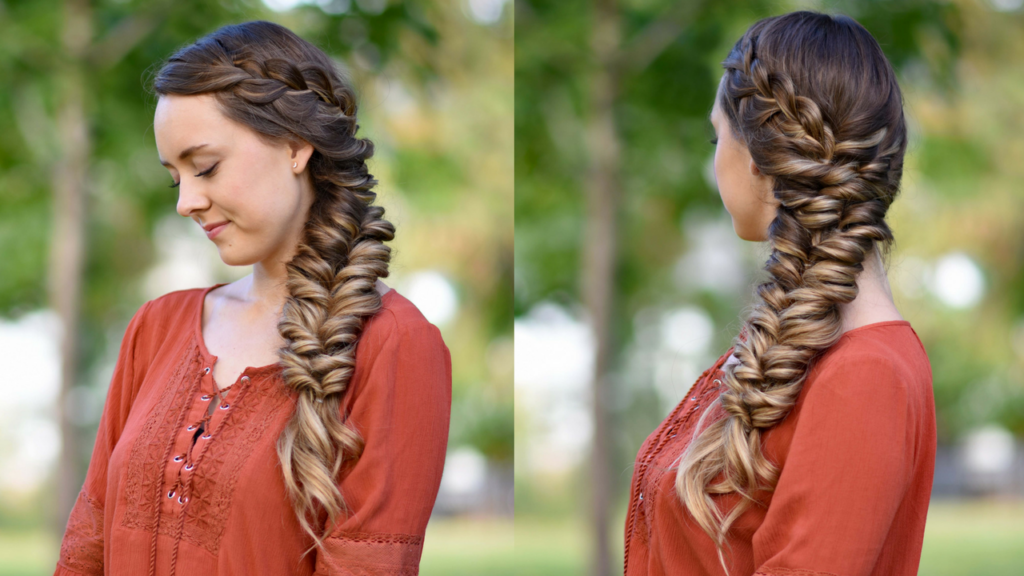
{"left": 516, "top": 0, "right": 1024, "bottom": 574}
{"left": 0, "top": 0, "right": 512, "bottom": 574}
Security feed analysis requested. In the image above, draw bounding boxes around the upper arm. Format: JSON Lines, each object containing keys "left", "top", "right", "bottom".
{"left": 751, "top": 351, "right": 914, "bottom": 575}
{"left": 56, "top": 299, "right": 152, "bottom": 576}
{"left": 313, "top": 314, "right": 452, "bottom": 575}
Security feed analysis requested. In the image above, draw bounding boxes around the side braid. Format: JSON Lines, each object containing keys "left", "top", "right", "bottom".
{"left": 152, "top": 21, "right": 395, "bottom": 557}
{"left": 674, "top": 12, "right": 908, "bottom": 575}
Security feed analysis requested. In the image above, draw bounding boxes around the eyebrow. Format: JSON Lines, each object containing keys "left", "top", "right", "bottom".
{"left": 159, "top": 143, "right": 211, "bottom": 167}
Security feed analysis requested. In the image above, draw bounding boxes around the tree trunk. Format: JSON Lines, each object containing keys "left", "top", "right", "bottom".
{"left": 583, "top": 1, "right": 620, "bottom": 575}
{"left": 52, "top": 0, "right": 92, "bottom": 537}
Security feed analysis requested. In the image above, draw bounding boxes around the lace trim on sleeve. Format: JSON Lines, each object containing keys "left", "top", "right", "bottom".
{"left": 314, "top": 531, "right": 425, "bottom": 576}
{"left": 57, "top": 489, "right": 105, "bottom": 574}
{"left": 754, "top": 568, "right": 839, "bottom": 576}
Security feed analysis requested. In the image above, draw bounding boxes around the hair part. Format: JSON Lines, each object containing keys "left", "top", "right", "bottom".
{"left": 151, "top": 20, "right": 395, "bottom": 558}
{"left": 675, "top": 11, "right": 907, "bottom": 574}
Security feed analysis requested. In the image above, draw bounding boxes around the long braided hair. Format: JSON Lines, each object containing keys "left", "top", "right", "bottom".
{"left": 151, "top": 21, "right": 394, "bottom": 555}
{"left": 674, "top": 12, "right": 908, "bottom": 573}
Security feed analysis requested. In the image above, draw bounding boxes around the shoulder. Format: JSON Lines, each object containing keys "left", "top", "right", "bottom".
{"left": 803, "top": 322, "right": 931, "bottom": 406}
{"left": 348, "top": 289, "right": 451, "bottom": 403}
{"left": 138, "top": 285, "right": 207, "bottom": 323}
{"left": 358, "top": 289, "right": 448, "bottom": 358}
{"left": 125, "top": 285, "right": 210, "bottom": 358}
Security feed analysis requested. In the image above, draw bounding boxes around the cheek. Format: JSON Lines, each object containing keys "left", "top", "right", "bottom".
{"left": 713, "top": 147, "right": 738, "bottom": 209}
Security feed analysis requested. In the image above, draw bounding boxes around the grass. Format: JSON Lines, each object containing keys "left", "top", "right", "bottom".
{"left": 512, "top": 499, "right": 1024, "bottom": 576}
{"left": 918, "top": 499, "right": 1024, "bottom": 576}
{"left": 4, "top": 500, "right": 1024, "bottom": 574}
{"left": 419, "top": 515, "right": 515, "bottom": 576}
{"left": 0, "top": 516, "right": 515, "bottom": 576}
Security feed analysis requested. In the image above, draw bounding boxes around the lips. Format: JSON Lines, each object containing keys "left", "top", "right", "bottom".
{"left": 203, "top": 221, "right": 229, "bottom": 239}
{"left": 202, "top": 220, "right": 229, "bottom": 232}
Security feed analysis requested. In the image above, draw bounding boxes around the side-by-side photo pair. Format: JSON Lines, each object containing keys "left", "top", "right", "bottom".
{"left": 0, "top": 1, "right": 1019, "bottom": 575}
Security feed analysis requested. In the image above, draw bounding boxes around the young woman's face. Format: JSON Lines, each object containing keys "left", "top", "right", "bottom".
{"left": 709, "top": 84, "right": 778, "bottom": 242}
{"left": 154, "top": 93, "right": 315, "bottom": 267}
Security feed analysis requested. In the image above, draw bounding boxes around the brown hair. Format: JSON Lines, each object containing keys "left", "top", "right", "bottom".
{"left": 151, "top": 20, "right": 394, "bottom": 556}
{"left": 674, "top": 11, "right": 908, "bottom": 573}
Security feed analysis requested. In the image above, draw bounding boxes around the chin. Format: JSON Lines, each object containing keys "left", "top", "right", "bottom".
{"left": 216, "top": 246, "right": 261, "bottom": 267}
{"left": 730, "top": 219, "right": 769, "bottom": 243}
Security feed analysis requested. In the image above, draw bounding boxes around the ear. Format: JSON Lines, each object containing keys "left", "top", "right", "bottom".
{"left": 287, "top": 138, "right": 316, "bottom": 173}
{"left": 748, "top": 158, "right": 762, "bottom": 177}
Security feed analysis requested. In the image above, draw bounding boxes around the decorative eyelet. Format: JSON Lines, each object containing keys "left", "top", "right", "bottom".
{"left": 204, "top": 367, "right": 211, "bottom": 374}
{"left": 173, "top": 455, "right": 183, "bottom": 462}
{"left": 201, "top": 395, "right": 212, "bottom": 401}
{"left": 167, "top": 490, "right": 175, "bottom": 498}
{"left": 219, "top": 403, "right": 230, "bottom": 410}
{"left": 241, "top": 376, "right": 250, "bottom": 383}
{"left": 187, "top": 424, "right": 196, "bottom": 431}
{"left": 178, "top": 495, "right": 187, "bottom": 504}
{"left": 201, "top": 433, "right": 211, "bottom": 439}
{"left": 184, "top": 463, "right": 194, "bottom": 470}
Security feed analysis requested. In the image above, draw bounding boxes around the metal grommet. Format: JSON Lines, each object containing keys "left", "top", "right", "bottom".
{"left": 178, "top": 495, "right": 187, "bottom": 504}
{"left": 173, "top": 455, "right": 183, "bottom": 462}
{"left": 167, "top": 489, "right": 175, "bottom": 498}
{"left": 184, "top": 463, "right": 194, "bottom": 470}
{"left": 241, "top": 376, "right": 250, "bottom": 383}
{"left": 219, "top": 404, "right": 230, "bottom": 410}
{"left": 201, "top": 433, "right": 211, "bottom": 440}
{"left": 201, "top": 395, "right": 211, "bottom": 401}
{"left": 204, "top": 367, "right": 210, "bottom": 374}
{"left": 187, "top": 424, "right": 196, "bottom": 431}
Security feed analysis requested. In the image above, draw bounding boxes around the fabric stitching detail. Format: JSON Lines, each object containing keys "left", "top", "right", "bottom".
{"left": 184, "top": 378, "right": 292, "bottom": 554}
{"left": 624, "top": 347, "right": 734, "bottom": 574}
{"left": 121, "top": 336, "right": 199, "bottom": 531}
{"left": 316, "top": 531, "right": 424, "bottom": 575}
{"left": 328, "top": 532, "right": 424, "bottom": 545}
{"left": 58, "top": 489, "right": 105, "bottom": 574}
{"left": 754, "top": 568, "right": 840, "bottom": 576}
{"left": 120, "top": 330, "right": 297, "bottom": 558}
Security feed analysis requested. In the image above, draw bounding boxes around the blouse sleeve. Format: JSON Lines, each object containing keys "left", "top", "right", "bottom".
{"left": 751, "top": 350, "right": 915, "bottom": 576}
{"left": 54, "top": 300, "right": 152, "bottom": 576}
{"left": 313, "top": 313, "right": 452, "bottom": 576}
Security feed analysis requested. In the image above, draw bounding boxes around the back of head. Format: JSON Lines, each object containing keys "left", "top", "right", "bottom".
{"left": 150, "top": 20, "right": 394, "bottom": 556}
{"left": 720, "top": 10, "right": 907, "bottom": 238}
{"left": 675, "top": 11, "right": 908, "bottom": 574}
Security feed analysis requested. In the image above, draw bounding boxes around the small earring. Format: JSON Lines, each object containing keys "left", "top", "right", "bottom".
{"left": 293, "top": 162, "right": 297, "bottom": 169}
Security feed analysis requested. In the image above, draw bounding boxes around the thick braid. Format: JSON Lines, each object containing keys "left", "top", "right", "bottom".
{"left": 674, "top": 12, "right": 907, "bottom": 575}
{"left": 152, "top": 21, "right": 395, "bottom": 558}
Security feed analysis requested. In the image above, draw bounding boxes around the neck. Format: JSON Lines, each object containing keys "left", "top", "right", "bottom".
{"left": 244, "top": 263, "right": 291, "bottom": 316}
{"left": 837, "top": 245, "right": 904, "bottom": 333}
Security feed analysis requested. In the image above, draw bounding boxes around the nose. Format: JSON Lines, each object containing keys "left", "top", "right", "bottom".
{"left": 176, "top": 181, "right": 211, "bottom": 218}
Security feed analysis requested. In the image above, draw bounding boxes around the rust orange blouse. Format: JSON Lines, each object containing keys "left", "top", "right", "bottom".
{"left": 624, "top": 321, "right": 936, "bottom": 576}
{"left": 54, "top": 283, "right": 452, "bottom": 576}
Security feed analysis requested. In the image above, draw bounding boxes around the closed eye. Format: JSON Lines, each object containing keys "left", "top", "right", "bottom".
{"left": 169, "top": 162, "right": 219, "bottom": 188}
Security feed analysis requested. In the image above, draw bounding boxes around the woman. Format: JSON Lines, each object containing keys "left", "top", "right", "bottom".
{"left": 54, "top": 21, "right": 451, "bottom": 576}
{"left": 624, "top": 11, "right": 935, "bottom": 576}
